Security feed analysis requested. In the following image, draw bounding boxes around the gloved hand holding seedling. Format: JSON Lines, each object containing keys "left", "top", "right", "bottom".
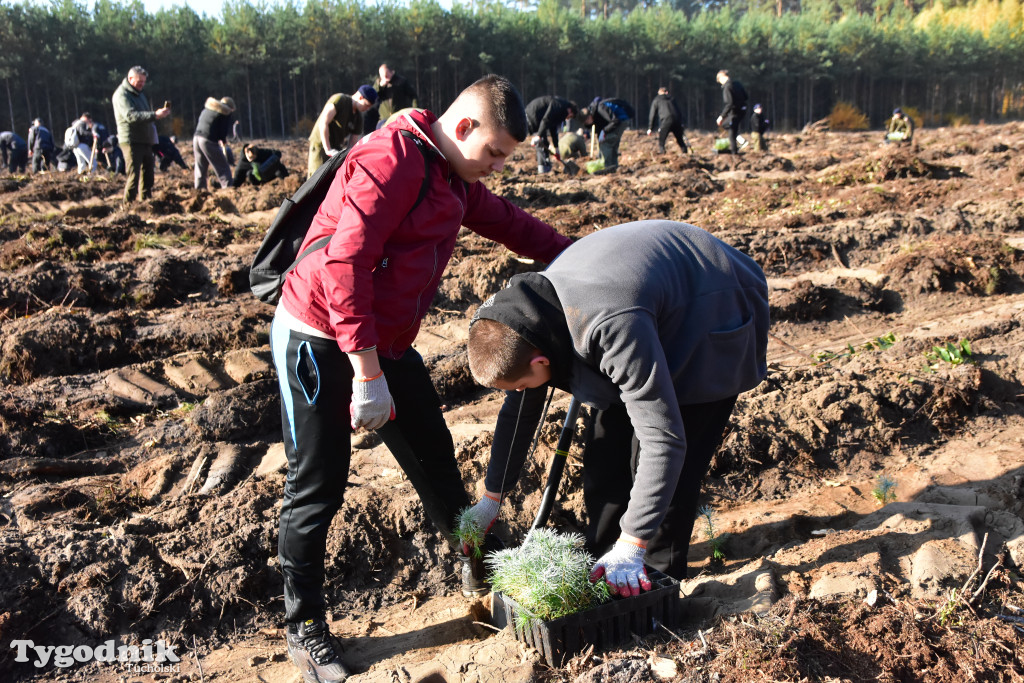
{"left": 455, "top": 493, "right": 499, "bottom": 557}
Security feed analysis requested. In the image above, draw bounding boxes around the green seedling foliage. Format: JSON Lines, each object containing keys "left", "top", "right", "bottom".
{"left": 813, "top": 332, "right": 897, "bottom": 365}
{"left": 871, "top": 474, "right": 898, "bottom": 505}
{"left": 453, "top": 506, "right": 486, "bottom": 558}
{"left": 924, "top": 339, "right": 973, "bottom": 372}
{"left": 698, "top": 505, "right": 727, "bottom": 562}
{"left": 938, "top": 588, "right": 962, "bottom": 626}
{"left": 486, "top": 528, "right": 610, "bottom": 628}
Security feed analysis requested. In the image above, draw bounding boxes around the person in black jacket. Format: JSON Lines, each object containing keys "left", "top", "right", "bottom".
{"left": 581, "top": 97, "right": 632, "bottom": 173}
{"left": 100, "top": 135, "right": 126, "bottom": 175}
{"left": 1, "top": 131, "right": 28, "bottom": 173}
{"left": 232, "top": 143, "right": 289, "bottom": 186}
{"left": 715, "top": 70, "right": 748, "bottom": 155}
{"left": 27, "top": 118, "right": 57, "bottom": 173}
{"left": 525, "top": 96, "right": 577, "bottom": 174}
{"left": 193, "top": 96, "right": 235, "bottom": 189}
{"left": 153, "top": 135, "right": 188, "bottom": 173}
{"left": 647, "top": 87, "right": 687, "bottom": 154}
{"left": 750, "top": 103, "right": 770, "bottom": 152}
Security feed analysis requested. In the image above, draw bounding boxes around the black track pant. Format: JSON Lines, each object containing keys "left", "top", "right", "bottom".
{"left": 582, "top": 396, "right": 737, "bottom": 580}
{"left": 271, "top": 318, "right": 470, "bottom": 623}
{"left": 657, "top": 120, "right": 687, "bottom": 154}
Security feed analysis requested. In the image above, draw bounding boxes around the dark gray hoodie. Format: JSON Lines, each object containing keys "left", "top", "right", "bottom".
{"left": 476, "top": 220, "right": 769, "bottom": 539}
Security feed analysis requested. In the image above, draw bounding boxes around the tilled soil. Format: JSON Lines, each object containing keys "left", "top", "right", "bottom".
{"left": 0, "top": 128, "right": 1022, "bottom": 682}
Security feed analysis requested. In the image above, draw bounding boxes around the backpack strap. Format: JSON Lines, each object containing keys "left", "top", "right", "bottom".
{"left": 284, "top": 129, "right": 434, "bottom": 280}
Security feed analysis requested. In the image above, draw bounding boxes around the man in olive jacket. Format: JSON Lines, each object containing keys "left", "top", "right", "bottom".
{"left": 112, "top": 65, "right": 170, "bottom": 203}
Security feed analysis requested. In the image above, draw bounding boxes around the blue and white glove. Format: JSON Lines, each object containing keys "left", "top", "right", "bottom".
{"left": 461, "top": 493, "right": 500, "bottom": 555}
{"left": 590, "top": 539, "right": 653, "bottom": 597}
{"left": 350, "top": 372, "right": 395, "bottom": 430}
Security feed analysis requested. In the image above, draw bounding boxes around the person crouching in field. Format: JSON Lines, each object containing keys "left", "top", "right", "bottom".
{"left": 462, "top": 220, "right": 768, "bottom": 597}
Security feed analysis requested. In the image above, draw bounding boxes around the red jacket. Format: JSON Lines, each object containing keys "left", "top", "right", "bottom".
{"left": 280, "top": 109, "right": 571, "bottom": 359}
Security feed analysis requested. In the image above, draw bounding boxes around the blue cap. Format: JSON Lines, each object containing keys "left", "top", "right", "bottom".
{"left": 357, "top": 85, "right": 378, "bottom": 104}
{"left": 893, "top": 107, "right": 902, "bottom": 115}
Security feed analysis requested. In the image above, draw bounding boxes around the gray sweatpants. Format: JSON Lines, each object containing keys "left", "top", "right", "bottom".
{"left": 193, "top": 136, "right": 232, "bottom": 189}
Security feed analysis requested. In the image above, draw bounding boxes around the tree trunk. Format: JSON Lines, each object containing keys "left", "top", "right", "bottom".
{"left": 6, "top": 77, "right": 15, "bottom": 131}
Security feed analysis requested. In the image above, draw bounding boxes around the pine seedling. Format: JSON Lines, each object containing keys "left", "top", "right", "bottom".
{"left": 871, "top": 474, "right": 898, "bottom": 506}
{"left": 698, "top": 505, "right": 726, "bottom": 563}
{"left": 487, "top": 528, "right": 610, "bottom": 628}
{"left": 454, "top": 506, "right": 486, "bottom": 558}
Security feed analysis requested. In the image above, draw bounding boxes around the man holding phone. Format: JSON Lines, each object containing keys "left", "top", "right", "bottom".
{"left": 111, "top": 65, "right": 170, "bottom": 204}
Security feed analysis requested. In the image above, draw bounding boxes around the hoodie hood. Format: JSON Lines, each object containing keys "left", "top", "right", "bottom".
{"left": 473, "top": 272, "right": 575, "bottom": 391}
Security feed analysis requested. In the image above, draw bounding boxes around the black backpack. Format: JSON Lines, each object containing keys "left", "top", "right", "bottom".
{"left": 249, "top": 129, "right": 433, "bottom": 305}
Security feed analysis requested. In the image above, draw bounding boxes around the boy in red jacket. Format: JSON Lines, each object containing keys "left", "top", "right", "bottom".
{"left": 271, "top": 74, "right": 571, "bottom": 683}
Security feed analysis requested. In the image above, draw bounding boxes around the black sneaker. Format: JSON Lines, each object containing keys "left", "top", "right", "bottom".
{"left": 286, "top": 618, "right": 350, "bottom": 683}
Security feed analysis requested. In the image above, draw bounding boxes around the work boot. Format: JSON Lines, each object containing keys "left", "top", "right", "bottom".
{"left": 461, "top": 533, "right": 505, "bottom": 598}
{"left": 286, "top": 618, "right": 350, "bottom": 683}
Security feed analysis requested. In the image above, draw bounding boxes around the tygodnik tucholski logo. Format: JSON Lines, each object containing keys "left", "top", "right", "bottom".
{"left": 10, "top": 637, "right": 181, "bottom": 673}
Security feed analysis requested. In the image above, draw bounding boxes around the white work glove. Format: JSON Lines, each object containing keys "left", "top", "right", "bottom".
{"left": 350, "top": 373, "right": 395, "bottom": 430}
{"left": 716, "top": 116, "right": 723, "bottom": 127}
{"left": 326, "top": 147, "right": 341, "bottom": 157}
{"left": 460, "top": 493, "right": 500, "bottom": 555}
{"left": 530, "top": 135, "right": 541, "bottom": 147}
{"left": 590, "top": 539, "right": 653, "bottom": 597}
{"left": 646, "top": 128, "right": 652, "bottom": 136}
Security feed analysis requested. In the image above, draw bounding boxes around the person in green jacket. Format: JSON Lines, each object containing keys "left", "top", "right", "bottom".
{"left": 885, "top": 107, "right": 914, "bottom": 143}
{"left": 111, "top": 66, "right": 170, "bottom": 203}
{"left": 307, "top": 85, "right": 377, "bottom": 177}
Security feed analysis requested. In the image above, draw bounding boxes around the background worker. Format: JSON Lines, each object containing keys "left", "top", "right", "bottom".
{"left": 558, "top": 129, "right": 587, "bottom": 160}
{"left": 525, "top": 95, "right": 577, "bottom": 174}
{"left": 154, "top": 135, "right": 189, "bottom": 173}
{"left": 715, "top": 69, "right": 748, "bottom": 154}
{"left": 70, "top": 112, "right": 98, "bottom": 173}
{"left": 307, "top": 85, "right": 377, "bottom": 177}
{"left": 193, "top": 96, "right": 236, "bottom": 190}
{"left": 1, "top": 130, "right": 28, "bottom": 173}
{"left": 647, "top": 86, "right": 688, "bottom": 154}
{"left": 580, "top": 97, "right": 633, "bottom": 173}
{"left": 271, "top": 74, "right": 571, "bottom": 682}
{"left": 373, "top": 63, "right": 419, "bottom": 131}
{"left": 232, "top": 143, "right": 288, "bottom": 186}
{"left": 100, "top": 135, "right": 126, "bottom": 175}
{"left": 27, "top": 118, "right": 57, "bottom": 173}
{"left": 463, "top": 220, "right": 769, "bottom": 595}
{"left": 112, "top": 65, "right": 171, "bottom": 203}
{"left": 750, "top": 103, "right": 770, "bottom": 152}
{"left": 885, "top": 107, "right": 914, "bottom": 143}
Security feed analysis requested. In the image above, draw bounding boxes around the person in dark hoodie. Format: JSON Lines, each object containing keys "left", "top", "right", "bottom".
{"left": 154, "top": 135, "right": 189, "bottom": 173}
{"left": 647, "top": 86, "right": 687, "bottom": 155}
{"left": 1, "top": 130, "right": 28, "bottom": 173}
{"left": 715, "top": 69, "right": 748, "bottom": 154}
{"left": 193, "top": 96, "right": 236, "bottom": 189}
{"left": 463, "top": 220, "right": 769, "bottom": 596}
{"left": 580, "top": 97, "right": 633, "bottom": 173}
{"left": 750, "top": 103, "right": 770, "bottom": 152}
{"left": 232, "top": 143, "right": 288, "bottom": 186}
{"left": 525, "top": 95, "right": 577, "bottom": 174}
{"left": 27, "top": 118, "right": 57, "bottom": 173}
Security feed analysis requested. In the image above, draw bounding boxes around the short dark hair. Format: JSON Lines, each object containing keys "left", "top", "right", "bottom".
{"left": 467, "top": 318, "right": 537, "bottom": 387}
{"left": 461, "top": 74, "right": 528, "bottom": 142}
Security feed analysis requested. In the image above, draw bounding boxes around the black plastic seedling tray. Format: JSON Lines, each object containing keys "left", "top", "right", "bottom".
{"left": 490, "top": 567, "right": 679, "bottom": 667}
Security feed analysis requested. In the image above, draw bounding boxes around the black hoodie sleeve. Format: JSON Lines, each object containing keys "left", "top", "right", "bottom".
{"left": 483, "top": 386, "right": 549, "bottom": 494}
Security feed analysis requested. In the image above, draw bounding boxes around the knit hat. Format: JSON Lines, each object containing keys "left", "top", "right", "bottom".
{"left": 357, "top": 85, "right": 378, "bottom": 104}
{"left": 893, "top": 107, "right": 902, "bottom": 115}
{"left": 220, "top": 97, "right": 236, "bottom": 112}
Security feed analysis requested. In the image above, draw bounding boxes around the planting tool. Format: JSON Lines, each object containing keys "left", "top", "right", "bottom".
{"left": 530, "top": 396, "right": 583, "bottom": 532}
{"left": 560, "top": 158, "right": 580, "bottom": 176}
